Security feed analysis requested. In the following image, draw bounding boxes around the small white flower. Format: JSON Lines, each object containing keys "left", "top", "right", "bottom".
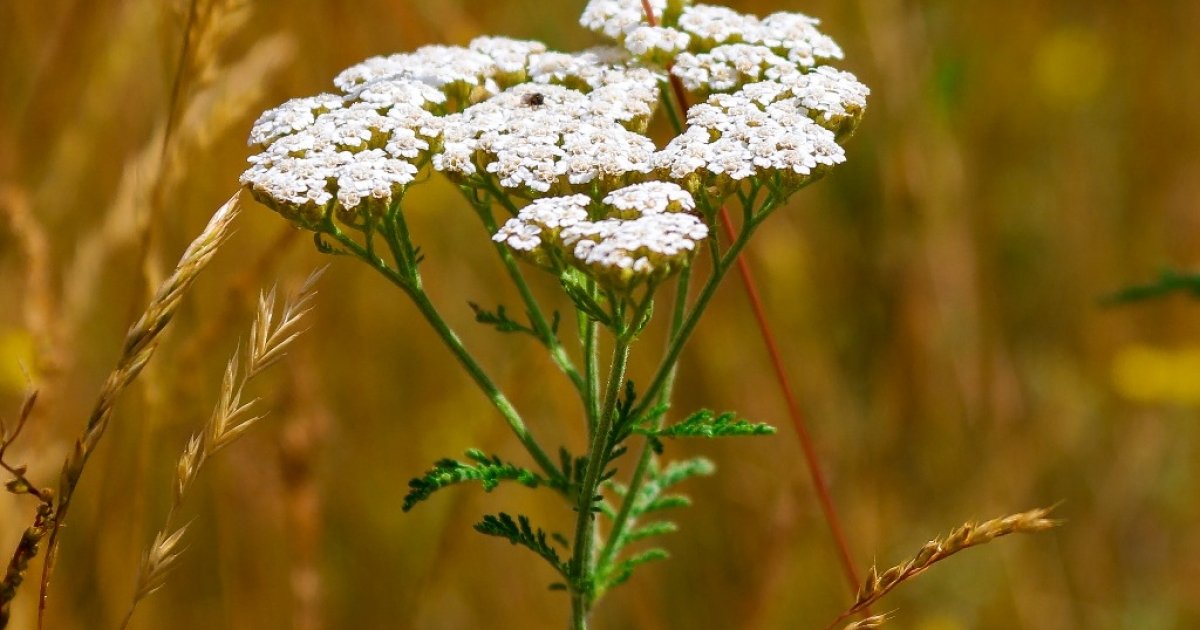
{"left": 248, "top": 94, "right": 345, "bottom": 147}
{"left": 653, "top": 81, "right": 846, "bottom": 187}
{"left": 434, "top": 83, "right": 656, "bottom": 194}
{"left": 780, "top": 66, "right": 869, "bottom": 126}
{"left": 623, "top": 26, "right": 691, "bottom": 61}
{"left": 492, "top": 194, "right": 591, "bottom": 257}
{"left": 469, "top": 36, "right": 548, "bottom": 76}
{"left": 603, "top": 181, "right": 696, "bottom": 216}
{"left": 493, "top": 183, "right": 707, "bottom": 291}
{"left": 672, "top": 44, "right": 797, "bottom": 92}
{"left": 345, "top": 77, "right": 447, "bottom": 109}
{"left": 676, "top": 4, "right": 757, "bottom": 46}
{"left": 754, "top": 12, "right": 843, "bottom": 65}
{"left": 580, "top": 0, "right": 667, "bottom": 39}
{"left": 333, "top": 45, "right": 498, "bottom": 97}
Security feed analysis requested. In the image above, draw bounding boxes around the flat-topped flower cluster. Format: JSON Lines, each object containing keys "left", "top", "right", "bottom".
{"left": 241, "top": 0, "right": 868, "bottom": 292}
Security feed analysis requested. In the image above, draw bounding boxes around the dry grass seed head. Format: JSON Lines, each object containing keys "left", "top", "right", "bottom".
{"left": 831, "top": 507, "right": 1060, "bottom": 629}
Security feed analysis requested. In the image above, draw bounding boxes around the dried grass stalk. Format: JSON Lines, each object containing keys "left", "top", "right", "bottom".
{"left": 826, "top": 507, "right": 1060, "bottom": 629}
{"left": 0, "top": 391, "right": 52, "bottom": 628}
{"left": 120, "top": 269, "right": 322, "bottom": 629}
{"left": 29, "top": 193, "right": 241, "bottom": 626}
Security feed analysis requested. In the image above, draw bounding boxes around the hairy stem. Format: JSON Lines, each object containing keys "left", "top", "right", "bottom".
{"left": 596, "top": 268, "right": 691, "bottom": 574}
{"left": 570, "top": 338, "right": 631, "bottom": 630}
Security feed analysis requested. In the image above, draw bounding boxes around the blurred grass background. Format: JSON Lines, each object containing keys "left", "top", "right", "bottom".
{"left": 2, "top": 0, "right": 1199, "bottom": 628}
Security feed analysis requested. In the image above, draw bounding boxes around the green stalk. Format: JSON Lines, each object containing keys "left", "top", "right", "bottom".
{"left": 595, "top": 193, "right": 781, "bottom": 577}
{"left": 464, "top": 184, "right": 584, "bottom": 393}
{"left": 595, "top": 268, "right": 691, "bottom": 575}
{"left": 323, "top": 222, "right": 561, "bottom": 482}
{"left": 569, "top": 337, "right": 631, "bottom": 630}
{"left": 583, "top": 317, "right": 600, "bottom": 434}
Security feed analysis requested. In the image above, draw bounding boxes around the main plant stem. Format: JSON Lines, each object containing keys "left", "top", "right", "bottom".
{"left": 570, "top": 338, "right": 630, "bottom": 629}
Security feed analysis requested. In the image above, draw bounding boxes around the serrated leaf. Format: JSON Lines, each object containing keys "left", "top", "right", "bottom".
{"left": 648, "top": 410, "right": 775, "bottom": 440}
{"left": 605, "top": 548, "right": 670, "bottom": 588}
{"left": 468, "top": 302, "right": 537, "bottom": 336}
{"left": 403, "top": 451, "right": 544, "bottom": 511}
{"left": 622, "top": 520, "right": 678, "bottom": 545}
{"left": 1104, "top": 269, "right": 1200, "bottom": 304}
{"left": 659, "top": 457, "right": 717, "bottom": 487}
{"left": 474, "top": 512, "right": 568, "bottom": 577}
{"left": 644, "top": 494, "right": 692, "bottom": 512}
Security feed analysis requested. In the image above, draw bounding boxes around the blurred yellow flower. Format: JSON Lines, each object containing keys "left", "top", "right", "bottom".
{"left": 1111, "top": 344, "right": 1200, "bottom": 405}
{"left": 0, "top": 328, "right": 35, "bottom": 393}
{"left": 1034, "top": 26, "right": 1110, "bottom": 109}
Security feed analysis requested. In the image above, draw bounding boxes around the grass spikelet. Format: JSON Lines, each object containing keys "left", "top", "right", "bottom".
{"left": 119, "top": 269, "right": 322, "bottom": 629}
{"left": 826, "top": 507, "right": 1060, "bottom": 629}
{"left": 131, "top": 524, "right": 191, "bottom": 602}
{"left": 30, "top": 193, "right": 241, "bottom": 625}
{"left": 843, "top": 613, "right": 891, "bottom": 630}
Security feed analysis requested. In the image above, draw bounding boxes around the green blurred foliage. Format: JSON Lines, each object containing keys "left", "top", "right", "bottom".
{"left": 2, "top": 0, "right": 1199, "bottom": 628}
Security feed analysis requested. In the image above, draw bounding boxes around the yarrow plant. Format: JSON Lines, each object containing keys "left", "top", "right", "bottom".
{"left": 241, "top": 0, "right": 869, "bottom": 627}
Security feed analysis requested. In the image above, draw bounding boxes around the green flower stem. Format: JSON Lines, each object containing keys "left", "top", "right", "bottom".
{"left": 463, "top": 184, "right": 585, "bottom": 394}
{"left": 570, "top": 336, "right": 631, "bottom": 630}
{"left": 583, "top": 316, "right": 600, "bottom": 434}
{"left": 322, "top": 222, "right": 562, "bottom": 483}
{"left": 595, "top": 268, "right": 691, "bottom": 576}
{"left": 597, "top": 193, "right": 781, "bottom": 572}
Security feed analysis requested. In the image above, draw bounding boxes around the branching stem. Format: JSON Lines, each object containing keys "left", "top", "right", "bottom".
{"left": 321, "top": 219, "right": 562, "bottom": 483}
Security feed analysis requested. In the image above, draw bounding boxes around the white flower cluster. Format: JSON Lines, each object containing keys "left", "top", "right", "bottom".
{"left": 243, "top": 34, "right": 675, "bottom": 223}
{"left": 579, "top": 0, "right": 670, "bottom": 40}
{"left": 242, "top": 0, "right": 867, "bottom": 252}
{"left": 435, "top": 83, "right": 658, "bottom": 194}
{"left": 493, "top": 182, "right": 708, "bottom": 290}
{"left": 623, "top": 26, "right": 692, "bottom": 63}
{"left": 242, "top": 100, "right": 438, "bottom": 223}
{"left": 653, "top": 83, "right": 846, "bottom": 187}
{"left": 580, "top": 1, "right": 847, "bottom": 89}
{"left": 672, "top": 43, "right": 797, "bottom": 92}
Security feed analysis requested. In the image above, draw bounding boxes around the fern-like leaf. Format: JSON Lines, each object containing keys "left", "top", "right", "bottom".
{"left": 474, "top": 512, "right": 568, "bottom": 577}
{"left": 606, "top": 548, "right": 669, "bottom": 588}
{"left": 596, "top": 457, "right": 715, "bottom": 591}
{"left": 646, "top": 409, "right": 775, "bottom": 440}
{"left": 1105, "top": 269, "right": 1200, "bottom": 304}
{"left": 403, "top": 449, "right": 543, "bottom": 511}
{"left": 468, "top": 302, "right": 538, "bottom": 337}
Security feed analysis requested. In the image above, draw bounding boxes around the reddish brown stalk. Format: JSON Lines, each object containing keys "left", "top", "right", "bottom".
{"left": 639, "top": 0, "right": 863, "bottom": 596}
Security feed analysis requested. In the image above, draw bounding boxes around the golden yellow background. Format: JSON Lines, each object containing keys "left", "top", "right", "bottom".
{"left": 2, "top": 1, "right": 1199, "bottom": 628}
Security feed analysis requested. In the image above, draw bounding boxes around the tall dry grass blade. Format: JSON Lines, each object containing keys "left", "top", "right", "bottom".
{"left": 120, "top": 270, "right": 321, "bottom": 629}
{"left": 825, "top": 507, "right": 1061, "bottom": 629}
{"left": 31, "top": 193, "right": 241, "bottom": 628}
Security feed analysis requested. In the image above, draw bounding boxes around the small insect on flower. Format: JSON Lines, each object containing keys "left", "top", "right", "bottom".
{"left": 522, "top": 92, "right": 546, "bottom": 107}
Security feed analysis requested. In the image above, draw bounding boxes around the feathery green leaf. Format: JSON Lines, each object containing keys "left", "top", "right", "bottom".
{"left": 403, "top": 450, "right": 544, "bottom": 511}
{"left": 474, "top": 512, "right": 568, "bottom": 577}
{"left": 646, "top": 409, "right": 775, "bottom": 440}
